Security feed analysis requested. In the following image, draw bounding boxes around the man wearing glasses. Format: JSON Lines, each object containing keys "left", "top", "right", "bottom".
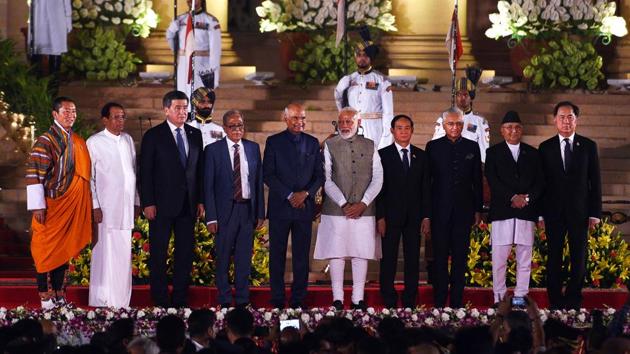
{"left": 204, "top": 110, "right": 265, "bottom": 308}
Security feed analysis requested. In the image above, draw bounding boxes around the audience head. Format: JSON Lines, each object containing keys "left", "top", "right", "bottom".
{"left": 156, "top": 315, "right": 186, "bottom": 353}
{"left": 453, "top": 325, "right": 493, "bottom": 354}
{"left": 188, "top": 309, "right": 216, "bottom": 341}
{"left": 284, "top": 103, "right": 307, "bottom": 135}
{"left": 127, "top": 336, "right": 160, "bottom": 354}
{"left": 225, "top": 307, "right": 254, "bottom": 343}
{"left": 162, "top": 90, "right": 189, "bottom": 128}
{"left": 52, "top": 96, "right": 77, "bottom": 130}
{"left": 553, "top": 101, "right": 579, "bottom": 137}
{"left": 337, "top": 107, "right": 360, "bottom": 140}
{"left": 441, "top": 107, "right": 464, "bottom": 141}
{"left": 390, "top": 114, "right": 414, "bottom": 146}
{"left": 222, "top": 110, "right": 246, "bottom": 142}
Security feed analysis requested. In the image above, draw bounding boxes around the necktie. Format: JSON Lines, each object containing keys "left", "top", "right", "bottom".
{"left": 563, "top": 138, "right": 572, "bottom": 171}
{"left": 401, "top": 148, "right": 410, "bottom": 173}
{"left": 175, "top": 128, "right": 187, "bottom": 167}
{"left": 233, "top": 144, "right": 244, "bottom": 201}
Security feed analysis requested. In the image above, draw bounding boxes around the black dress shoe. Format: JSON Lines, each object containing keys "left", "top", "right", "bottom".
{"left": 332, "top": 300, "right": 343, "bottom": 311}
{"left": 351, "top": 300, "right": 367, "bottom": 311}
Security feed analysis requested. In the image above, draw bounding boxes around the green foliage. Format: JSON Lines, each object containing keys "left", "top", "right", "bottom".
{"left": 523, "top": 36, "right": 605, "bottom": 91}
{"left": 62, "top": 26, "right": 142, "bottom": 81}
{"left": 289, "top": 32, "right": 358, "bottom": 87}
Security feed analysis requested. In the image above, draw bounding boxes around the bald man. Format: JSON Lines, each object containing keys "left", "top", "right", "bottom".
{"left": 263, "top": 103, "right": 324, "bottom": 309}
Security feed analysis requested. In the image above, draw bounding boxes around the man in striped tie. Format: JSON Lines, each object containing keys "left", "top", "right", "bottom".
{"left": 204, "top": 110, "right": 265, "bottom": 308}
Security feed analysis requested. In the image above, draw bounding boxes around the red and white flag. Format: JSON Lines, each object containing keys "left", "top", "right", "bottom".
{"left": 446, "top": 7, "right": 463, "bottom": 73}
{"left": 335, "top": 0, "right": 345, "bottom": 47}
{"left": 184, "top": 1, "right": 196, "bottom": 83}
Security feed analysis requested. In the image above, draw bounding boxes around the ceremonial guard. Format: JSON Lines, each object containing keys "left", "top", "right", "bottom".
{"left": 432, "top": 78, "right": 490, "bottom": 163}
{"left": 166, "top": 0, "right": 222, "bottom": 93}
{"left": 334, "top": 27, "right": 393, "bottom": 149}
{"left": 186, "top": 87, "right": 225, "bottom": 147}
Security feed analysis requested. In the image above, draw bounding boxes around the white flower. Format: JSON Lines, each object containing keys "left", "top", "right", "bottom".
{"left": 411, "top": 314, "right": 418, "bottom": 321}
{"left": 424, "top": 317, "right": 434, "bottom": 326}
{"left": 441, "top": 313, "right": 450, "bottom": 321}
{"left": 601, "top": 16, "right": 628, "bottom": 37}
{"left": 216, "top": 311, "right": 224, "bottom": 321}
{"left": 443, "top": 307, "right": 452, "bottom": 312}
{"left": 382, "top": 308, "right": 391, "bottom": 315}
{"left": 122, "top": 18, "right": 134, "bottom": 24}
{"left": 367, "top": 307, "right": 375, "bottom": 315}
{"left": 577, "top": 313, "right": 586, "bottom": 322}
{"left": 362, "top": 314, "right": 370, "bottom": 322}
{"left": 66, "top": 311, "right": 75, "bottom": 320}
{"left": 112, "top": 17, "right": 121, "bottom": 24}
{"left": 487, "top": 308, "right": 496, "bottom": 316}
{"left": 73, "top": 0, "right": 82, "bottom": 8}
{"left": 540, "top": 313, "right": 548, "bottom": 322}
{"left": 95, "top": 0, "right": 104, "bottom": 4}
{"left": 104, "top": 2, "right": 114, "bottom": 11}
{"left": 100, "top": 15, "right": 110, "bottom": 21}
{"left": 44, "top": 312, "right": 52, "bottom": 320}
{"left": 167, "top": 308, "right": 177, "bottom": 314}
{"left": 432, "top": 309, "right": 440, "bottom": 317}
{"left": 121, "top": 312, "right": 128, "bottom": 319}
{"left": 607, "top": 308, "right": 616, "bottom": 315}
{"left": 301, "top": 313, "right": 310, "bottom": 323}
{"left": 471, "top": 309, "right": 480, "bottom": 318}
{"left": 106, "top": 311, "right": 114, "bottom": 320}
{"left": 456, "top": 310, "right": 466, "bottom": 319}
{"left": 326, "top": 311, "right": 335, "bottom": 317}
{"left": 307, "top": 0, "right": 320, "bottom": 8}
{"left": 264, "top": 312, "right": 272, "bottom": 321}
{"left": 279, "top": 313, "right": 288, "bottom": 321}
{"left": 152, "top": 308, "right": 162, "bottom": 315}
{"left": 368, "top": 6, "right": 379, "bottom": 18}
{"left": 184, "top": 308, "right": 192, "bottom": 319}
{"left": 87, "top": 311, "right": 95, "bottom": 320}
{"left": 314, "top": 313, "right": 323, "bottom": 321}
{"left": 137, "top": 310, "right": 145, "bottom": 318}
{"left": 345, "top": 313, "right": 353, "bottom": 320}
{"left": 480, "top": 315, "right": 488, "bottom": 324}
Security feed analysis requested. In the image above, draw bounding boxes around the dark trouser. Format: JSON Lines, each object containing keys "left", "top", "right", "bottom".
{"left": 546, "top": 216, "right": 588, "bottom": 310}
{"left": 379, "top": 221, "right": 421, "bottom": 308}
{"left": 36, "top": 264, "right": 68, "bottom": 293}
{"left": 269, "top": 219, "right": 312, "bottom": 306}
{"left": 215, "top": 202, "right": 253, "bottom": 305}
{"left": 432, "top": 213, "right": 472, "bottom": 308}
{"left": 148, "top": 201, "right": 194, "bottom": 307}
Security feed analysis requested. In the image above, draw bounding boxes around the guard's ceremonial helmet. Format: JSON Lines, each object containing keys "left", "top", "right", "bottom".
{"left": 355, "top": 26, "right": 379, "bottom": 61}
{"left": 191, "top": 87, "right": 216, "bottom": 107}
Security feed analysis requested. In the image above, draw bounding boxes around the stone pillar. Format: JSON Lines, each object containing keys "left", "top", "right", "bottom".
{"left": 382, "top": 0, "right": 477, "bottom": 85}
{"left": 608, "top": 0, "right": 630, "bottom": 78}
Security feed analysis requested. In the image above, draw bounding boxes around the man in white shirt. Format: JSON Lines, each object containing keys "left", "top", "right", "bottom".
{"left": 314, "top": 107, "right": 383, "bottom": 311}
{"left": 87, "top": 102, "right": 140, "bottom": 308}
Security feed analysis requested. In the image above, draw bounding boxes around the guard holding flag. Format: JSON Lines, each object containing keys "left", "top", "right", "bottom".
{"left": 166, "top": 0, "right": 222, "bottom": 94}
{"left": 334, "top": 27, "right": 394, "bottom": 149}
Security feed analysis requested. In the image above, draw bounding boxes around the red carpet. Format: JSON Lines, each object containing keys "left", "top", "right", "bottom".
{"left": 0, "top": 285, "right": 626, "bottom": 309}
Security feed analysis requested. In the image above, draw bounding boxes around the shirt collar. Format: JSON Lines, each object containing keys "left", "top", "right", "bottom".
{"left": 226, "top": 136, "right": 242, "bottom": 147}
{"left": 166, "top": 120, "right": 185, "bottom": 133}
{"left": 558, "top": 133, "right": 575, "bottom": 144}
{"left": 394, "top": 142, "right": 410, "bottom": 152}
{"left": 53, "top": 120, "right": 71, "bottom": 137}
{"left": 103, "top": 128, "right": 122, "bottom": 141}
{"left": 506, "top": 141, "right": 520, "bottom": 148}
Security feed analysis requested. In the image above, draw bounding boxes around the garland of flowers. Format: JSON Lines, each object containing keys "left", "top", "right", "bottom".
{"left": 0, "top": 306, "right": 625, "bottom": 346}
{"left": 69, "top": 218, "right": 270, "bottom": 286}
{"left": 256, "top": 0, "right": 397, "bottom": 33}
{"left": 466, "top": 220, "right": 630, "bottom": 288}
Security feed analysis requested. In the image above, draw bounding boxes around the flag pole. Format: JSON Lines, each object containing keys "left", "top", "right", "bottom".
{"left": 450, "top": 0, "right": 459, "bottom": 108}
{"left": 343, "top": 0, "right": 349, "bottom": 75}
{"left": 174, "top": 0, "right": 178, "bottom": 90}
{"left": 190, "top": 0, "right": 196, "bottom": 117}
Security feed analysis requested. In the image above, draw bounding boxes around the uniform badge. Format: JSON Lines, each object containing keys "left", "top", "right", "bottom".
{"left": 195, "top": 22, "right": 210, "bottom": 30}
{"left": 349, "top": 80, "right": 359, "bottom": 87}
{"left": 467, "top": 123, "right": 477, "bottom": 133}
{"left": 210, "top": 130, "right": 223, "bottom": 139}
{"left": 365, "top": 81, "right": 379, "bottom": 90}
{"left": 465, "top": 153, "right": 474, "bottom": 160}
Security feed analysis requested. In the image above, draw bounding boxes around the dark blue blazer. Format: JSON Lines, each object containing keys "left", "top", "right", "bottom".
{"left": 263, "top": 130, "right": 324, "bottom": 221}
{"left": 140, "top": 121, "right": 204, "bottom": 217}
{"left": 204, "top": 137, "right": 265, "bottom": 225}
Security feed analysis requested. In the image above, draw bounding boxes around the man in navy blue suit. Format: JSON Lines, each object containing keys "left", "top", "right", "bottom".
{"left": 263, "top": 103, "right": 324, "bottom": 309}
{"left": 204, "top": 110, "right": 265, "bottom": 308}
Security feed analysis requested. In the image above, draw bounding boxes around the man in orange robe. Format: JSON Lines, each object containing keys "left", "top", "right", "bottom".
{"left": 25, "top": 96, "right": 92, "bottom": 309}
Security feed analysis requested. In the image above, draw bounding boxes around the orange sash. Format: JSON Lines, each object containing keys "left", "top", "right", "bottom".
{"left": 31, "top": 134, "right": 92, "bottom": 273}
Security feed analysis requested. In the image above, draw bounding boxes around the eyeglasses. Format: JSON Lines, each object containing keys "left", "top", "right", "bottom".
{"left": 445, "top": 122, "right": 464, "bottom": 127}
{"left": 226, "top": 123, "right": 245, "bottom": 131}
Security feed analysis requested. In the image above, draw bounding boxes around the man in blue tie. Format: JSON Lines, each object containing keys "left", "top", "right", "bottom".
{"left": 204, "top": 110, "right": 265, "bottom": 308}
{"left": 140, "top": 90, "right": 205, "bottom": 308}
{"left": 263, "top": 103, "right": 324, "bottom": 309}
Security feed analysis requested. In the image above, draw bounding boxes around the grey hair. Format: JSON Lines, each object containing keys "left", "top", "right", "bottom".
{"left": 441, "top": 107, "right": 464, "bottom": 120}
{"left": 339, "top": 106, "right": 359, "bottom": 120}
{"left": 127, "top": 337, "right": 160, "bottom": 354}
{"left": 283, "top": 102, "right": 305, "bottom": 117}
{"left": 222, "top": 109, "right": 244, "bottom": 125}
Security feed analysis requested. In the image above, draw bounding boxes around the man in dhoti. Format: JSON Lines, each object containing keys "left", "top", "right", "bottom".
{"left": 314, "top": 107, "right": 383, "bottom": 311}
{"left": 334, "top": 27, "right": 393, "bottom": 149}
{"left": 186, "top": 87, "right": 225, "bottom": 147}
{"left": 25, "top": 97, "right": 92, "bottom": 309}
{"left": 87, "top": 102, "right": 140, "bottom": 308}
{"left": 166, "top": 0, "right": 222, "bottom": 94}
{"left": 485, "top": 111, "right": 544, "bottom": 305}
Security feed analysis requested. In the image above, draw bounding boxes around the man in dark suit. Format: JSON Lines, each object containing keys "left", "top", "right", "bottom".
{"left": 205, "top": 110, "right": 265, "bottom": 308}
{"left": 376, "top": 114, "right": 431, "bottom": 308}
{"left": 426, "top": 107, "right": 483, "bottom": 308}
{"left": 539, "top": 101, "right": 602, "bottom": 310}
{"left": 140, "top": 90, "right": 205, "bottom": 308}
{"left": 485, "top": 111, "right": 544, "bottom": 305}
{"left": 263, "top": 103, "right": 324, "bottom": 309}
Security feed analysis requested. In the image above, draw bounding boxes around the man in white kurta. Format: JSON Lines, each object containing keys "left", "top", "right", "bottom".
{"left": 87, "top": 103, "right": 139, "bottom": 308}
{"left": 432, "top": 78, "right": 490, "bottom": 163}
{"left": 186, "top": 87, "right": 225, "bottom": 147}
{"left": 334, "top": 41, "right": 393, "bottom": 149}
{"left": 166, "top": 0, "right": 222, "bottom": 94}
{"left": 314, "top": 108, "right": 383, "bottom": 311}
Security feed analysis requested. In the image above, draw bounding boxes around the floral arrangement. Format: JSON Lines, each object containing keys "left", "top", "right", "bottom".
{"left": 71, "top": 0, "right": 159, "bottom": 38}
{"left": 466, "top": 220, "right": 630, "bottom": 288}
{"left": 288, "top": 33, "right": 358, "bottom": 86}
{"left": 256, "top": 0, "right": 397, "bottom": 33}
{"left": 69, "top": 217, "right": 270, "bottom": 286}
{"left": 0, "top": 306, "right": 625, "bottom": 346}
{"left": 485, "top": 0, "right": 628, "bottom": 44}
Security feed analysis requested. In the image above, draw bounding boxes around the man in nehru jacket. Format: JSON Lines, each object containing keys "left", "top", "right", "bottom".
{"left": 485, "top": 111, "right": 544, "bottom": 306}
{"left": 334, "top": 27, "right": 393, "bottom": 149}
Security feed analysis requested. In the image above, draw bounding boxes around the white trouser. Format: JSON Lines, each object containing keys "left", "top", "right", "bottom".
{"left": 89, "top": 226, "right": 132, "bottom": 308}
{"left": 492, "top": 244, "right": 532, "bottom": 302}
{"left": 329, "top": 258, "right": 368, "bottom": 304}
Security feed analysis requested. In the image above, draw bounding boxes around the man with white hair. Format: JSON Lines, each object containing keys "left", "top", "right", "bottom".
{"left": 314, "top": 107, "right": 384, "bottom": 311}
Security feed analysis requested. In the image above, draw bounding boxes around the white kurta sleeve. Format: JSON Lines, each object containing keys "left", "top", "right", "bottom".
{"left": 378, "top": 80, "right": 394, "bottom": 148}
{"left": 166, "top": 19, "right": 179, "bottom": 51}
{"left": 26, "top": 184, "right": 46, "bottom": 210}
{"left": 478, "top": 116, "right": 490, "bottom": 163}
{"left": 360, "top": 148, "right": 384, "bottom": 206}
{"left": 334, "top": 76, "right": 350, "bottom": 111}
{"left": 130, "top": 137, "right": 140, "bottom": 206}
{"left": 87, "top": 139, "right": 101, "bottom": 209}
{"left": 323, "top": 143, "right": 347, "bottom": 207}
{"left": 432, "top": 116, "right": 445, "bottom": 140}
{"left": 64, "top": 0, "right": 72, "bottom": 33}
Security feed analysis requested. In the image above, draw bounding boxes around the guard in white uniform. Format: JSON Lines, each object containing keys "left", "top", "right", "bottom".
{"left": 334, "top": 27, "right": 393, "bottom": 149}
{"left": 484, "top": 111, "right": 544, "bottom": 304}
{"left": 186, "top": 87, "right": 225, "bottom": 147}
{"left": 432, "top": 78, "right": 490, "bottom": 163}
{"left": 87, "top": 103, "right": 139, "bottom": 308}
{"left": 29, "top": 0, "right": 72, "bottom": 78}
{"left": 166, "top": 0, "right": 222, "bottom": 94}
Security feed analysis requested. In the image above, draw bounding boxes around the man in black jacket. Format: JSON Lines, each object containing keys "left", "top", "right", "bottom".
{"left": 426, "top": 107, "right": 483, "bottom": 308}
{"left": 539, "top": 101, "right": 602, "bottom": 310}
{"left": 376, "top": 114, "right": 431, "bottom": 308}
{"left": 140, "top": 90, "right": 205, "bottom": 308}
{"left": 485, "top": 111, "right": 544, "bottom": 305}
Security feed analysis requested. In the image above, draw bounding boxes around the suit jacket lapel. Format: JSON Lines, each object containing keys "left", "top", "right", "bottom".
{"left": 551, "top": 138, "right": 565, "bottom": 174}
{"left": 221, "top": 138, "right": 233, "bottom": 173}
{"left": 161, "top": 122, "right": 184, "bottom": 168}
{"left": 184, "top": 125, "right": 196, "bottom": 170}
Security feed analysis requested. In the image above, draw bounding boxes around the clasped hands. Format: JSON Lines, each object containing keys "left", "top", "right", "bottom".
{"left": 289, "top": 191, "right": 308, "bottom": 209}
{"left": 342, "top": 202, "right": 367, "bottom": 219}
{"left": 511, "top": 194, "right": 529, "bottom": 209}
